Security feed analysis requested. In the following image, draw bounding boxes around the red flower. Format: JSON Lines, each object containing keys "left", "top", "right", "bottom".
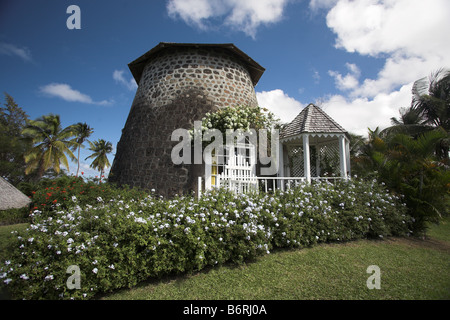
{"left": 53, "top": 199, "right": 58, "bottom": 204}
{"left": 81, "top": 172, "right": 84, "bottom": 175}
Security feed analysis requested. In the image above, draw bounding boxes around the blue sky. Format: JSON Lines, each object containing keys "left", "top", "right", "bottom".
{"left": 1, "top": 0, "right": 449, "bottom": 177}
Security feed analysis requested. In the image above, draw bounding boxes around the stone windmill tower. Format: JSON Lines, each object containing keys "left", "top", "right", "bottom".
{"left": 109, "top": 42, "right": 265, "bottom": 196}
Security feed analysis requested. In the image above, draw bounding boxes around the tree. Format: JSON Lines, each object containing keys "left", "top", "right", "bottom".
{"left": 71, "top": 122, "right": 94, "bottom": 177}
{"left": 385, "top": 128, "right": 449, "bottom": 233}
{"left": 380, "top": 106, "right": 432, "bottom": 138}
{"left": 0, "top": 93, "right": 30, "bottom": 184}
{"left": 85, "top": 139, "right": 113, "bottom": 182}
{"left": 412, "top": 68, "right": 450, "bottom": 130}
{"left": 22, "top": 114, "right": 77, "bottom": 179}
{"left": 412, "top": 68, "right": 450, "bottom": 162}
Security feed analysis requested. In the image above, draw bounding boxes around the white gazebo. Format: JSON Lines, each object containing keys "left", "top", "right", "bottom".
{"left": 198, "top": 103, "right": 351, "bottom": 195}
{"left": 278, "top": 103, "right": 350, "bottom": 184}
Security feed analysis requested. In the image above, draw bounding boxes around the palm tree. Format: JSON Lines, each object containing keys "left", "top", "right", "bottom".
{"left": 71, "top": 122, "right": 94, "bottom": 177}
{"left": 85, "top": 139, "right": 113, "bottom": 182}
{"left": 386, "top": 128, "right": 449, "bottom": 231}
{"left": 22, "top": 114, "right": 77, "bottom": 179}
{"left": 412, "top": 68, "right": 450, "bottom": 162}
{"left": 380, "top": 106, "right": 431, "bottom": 138}
{"left": 412, "top": 68, "right": 450, "bottom": 131}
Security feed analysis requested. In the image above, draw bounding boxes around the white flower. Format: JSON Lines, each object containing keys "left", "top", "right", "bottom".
{"left": 67, "top": 238, "right": 74, "bottom": 244}
{"left": 45, "top": 275, "right": 54, "bottom": 281}
{"left": 28, "top": 237, "right": 34, "bottom": 243}
{"left": 108, "top": 264, "right": 115, "bottom": 270}
{"left": 92, "top": 268, "right": 98, "bottom": 274}
{"left": 71, "top": 195, "right": 77, "bottom": 202}
{"left": 4, "top": 278, "right": 12, "bottom": 285}
{"left": 20, "top": 273, "right": 29, "bottom": 280}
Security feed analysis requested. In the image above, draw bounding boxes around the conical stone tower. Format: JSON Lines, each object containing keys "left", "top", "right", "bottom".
{"left": 109, "top": 43, "right": 265, "bottom": 197}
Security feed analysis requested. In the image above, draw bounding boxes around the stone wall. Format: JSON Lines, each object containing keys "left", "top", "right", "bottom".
{"left": 109, "top": 46, "right": 260, "bottom": 197}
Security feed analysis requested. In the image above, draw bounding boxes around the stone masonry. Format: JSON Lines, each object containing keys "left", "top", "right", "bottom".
{"left": 109, "top": 43, "right": 265, "bottom": 197}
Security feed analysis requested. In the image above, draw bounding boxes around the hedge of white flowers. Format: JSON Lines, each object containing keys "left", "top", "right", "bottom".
{"left": 1, "top": 179, "right": 412, "bottom": 300}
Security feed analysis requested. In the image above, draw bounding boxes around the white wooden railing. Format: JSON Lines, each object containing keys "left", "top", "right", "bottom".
{"left": 198, "top": 175, "right": 346, "bottom": 197}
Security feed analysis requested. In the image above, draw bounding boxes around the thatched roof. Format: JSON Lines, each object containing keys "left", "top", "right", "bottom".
{"left": 0, "top": 177, "right": 31, "bottom": 210}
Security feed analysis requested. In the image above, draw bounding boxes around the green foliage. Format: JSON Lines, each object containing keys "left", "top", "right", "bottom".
{"left": 350, "top": 69, "right": 450, "bottom": 234}
{"left": 85, "top": 139, "right": 113, "bottom": 179}
{"left": 71, "top": 122, "right": 94, "bottom": 177}
{"left": 0, "top": 207, "right": 29, "bottom": 226}
{"left": 190, "top": 105, "right": 281, "bottom": 150}
{"left": 0, "top": 93, "right": 31, "bottom": 185}
{"left": 200, "top": 105, "right": 280, "bottom": 133}
{"left": 22, "top": 114, "right": 78, "bottom": 178}
{"left": 0, "top": 178, "right": 411, "bottom": 300}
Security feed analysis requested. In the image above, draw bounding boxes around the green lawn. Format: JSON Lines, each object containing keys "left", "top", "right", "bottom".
{"left": 1, "top": 218, "right": 449, "bottom": 300}
{"left": 102, "top": 217, "right": 450, "bottom": 300}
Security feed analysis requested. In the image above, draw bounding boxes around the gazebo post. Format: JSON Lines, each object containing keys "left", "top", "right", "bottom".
{"left": 338, "top": 134, "right": 348, "bottom": 179}
{"left": 303, "top": 134, "right": 311, "bottom": 183}
{"left": 315, "top": 143, "right": 321, "bottom": 177}
{"left": 277, "top": 141, "right": 284, "bottom": 189}
{"left": 346, "top": 138, "right": 351, "bottom": 177}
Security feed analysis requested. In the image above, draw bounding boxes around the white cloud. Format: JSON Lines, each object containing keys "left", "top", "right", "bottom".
{"left": 0, "top": 42, "right": 32, "bottom": 62}
{"left": 328, "top": 63, "right": 361, "bottom": 91}
{"left": 309, "top": 0, "right": 338, "bottom": 11}
{"left": 166, "top": 0, "right": 289, "bottom": 38}
{"left": 301, "top": 0, "right": 450, "bottom": 137}
{"left": 40, "top": 83, "right": 112, "bottom": 106}
{"left": 325, "top": 0, "right": 450, "bottom": 97}
{"left": 321, "top": 83, "right": 413, "bottom": 137}
{"left": 257, "top": 85, "right": 412, "bottom": 137}
{"left": 256, "top": 89, "right": 305, "bottom": 124}
{"left": 113, "top": 70, "right": 138, "bottom": 91}
{"left": 312, "top": 69, "right": 321, "bottom": 84}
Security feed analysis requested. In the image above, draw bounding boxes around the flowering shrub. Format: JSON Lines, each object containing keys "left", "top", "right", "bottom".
{"left": 1, "top": 178, "right": 412, "bottom": 300}
{"left": 22, "top": 176, "right": 147, "bottom": 214}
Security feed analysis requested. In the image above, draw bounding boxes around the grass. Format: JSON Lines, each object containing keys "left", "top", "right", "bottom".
{"left": 1, "top": 217, "right": 449, "bottom": 300}
{"left": 101, "top": 217, "right": 450, "bottom": 300}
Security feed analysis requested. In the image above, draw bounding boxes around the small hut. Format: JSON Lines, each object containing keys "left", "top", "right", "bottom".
{"left": 0, "top": 177, "right": 31, "bottom": 210}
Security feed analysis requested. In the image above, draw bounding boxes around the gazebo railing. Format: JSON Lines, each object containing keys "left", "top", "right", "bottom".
{"left": 198, "top": 175, "right": 347, "bottom": 196}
